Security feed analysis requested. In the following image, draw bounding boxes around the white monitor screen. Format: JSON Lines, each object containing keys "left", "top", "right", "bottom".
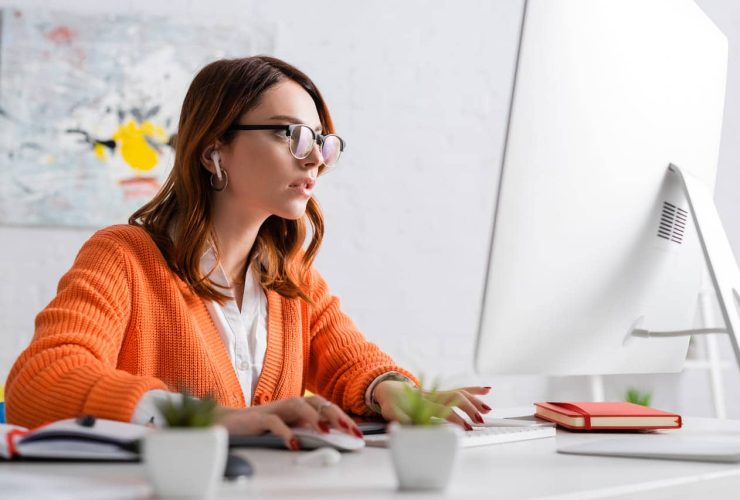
{"left": 475, "top": 0, "right": 727, "bottom": 375}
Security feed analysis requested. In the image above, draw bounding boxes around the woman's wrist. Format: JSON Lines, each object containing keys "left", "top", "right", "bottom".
{"left": 369, "top": 373, "right": 414, "bottom": 414}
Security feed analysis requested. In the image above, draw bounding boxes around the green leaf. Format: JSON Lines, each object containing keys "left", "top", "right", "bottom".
{"left": 156, "top": 388, "right": 219, "bottom": 428}
{"left": 624, "top": 387, "right": 652, "bottom": 407}
{"left": 393, "top": 378, "right": 453, "bottom": 426}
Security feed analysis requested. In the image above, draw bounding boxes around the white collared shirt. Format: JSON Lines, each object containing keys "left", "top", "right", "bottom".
{"left": 200, "top": 246, "right": 267, "bottom": 403}
{"left": 132, "top": 246, "right": 267, "bottom": 425}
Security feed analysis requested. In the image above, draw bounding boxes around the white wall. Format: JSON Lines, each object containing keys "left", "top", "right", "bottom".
{"left": 1, "top": 0, "right": 738, "bottom": 417}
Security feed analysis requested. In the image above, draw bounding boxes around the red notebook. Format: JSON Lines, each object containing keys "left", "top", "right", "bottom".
{"left": 534, "top": 402, "right": 682, "bottom": 430}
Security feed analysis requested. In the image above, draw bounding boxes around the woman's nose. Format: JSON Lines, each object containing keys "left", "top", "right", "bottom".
{"left": 300, "top": 141, "right": 324, "bottom": 169}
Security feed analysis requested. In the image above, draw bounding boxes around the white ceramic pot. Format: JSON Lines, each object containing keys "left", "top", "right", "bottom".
{"left": 388, "top": 422, "right": 462, "bottom": 491}
{"left": 143, "top": 425, "right": 228, "bottom": 499}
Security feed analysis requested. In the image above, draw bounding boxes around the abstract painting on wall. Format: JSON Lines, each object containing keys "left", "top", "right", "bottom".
{"left": 0, "top": 8, "right": 273, "bottom": 227}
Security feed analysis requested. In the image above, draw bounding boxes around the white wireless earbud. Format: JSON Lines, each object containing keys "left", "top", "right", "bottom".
{"left": 210, "top": 150, "right": 223, "bottom": 181}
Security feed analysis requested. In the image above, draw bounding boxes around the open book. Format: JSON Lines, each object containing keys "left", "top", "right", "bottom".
{"left": 0, "top": 417, "right": 150, "bottom": 461}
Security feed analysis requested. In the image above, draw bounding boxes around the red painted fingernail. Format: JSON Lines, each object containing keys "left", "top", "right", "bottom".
{"left": 464, "top": 422, "right": 473, "bottom": 431}
{"left": 483, "top": 386, "right": 492, "bottom": 390}
{"left": 289, "top": 438, "right": 300, "bottom": 451}
{"left": 475, "top": 413, "right": 484, "bottom": 424}
{"left": 319, "top": 422, "right": 330, "bottom": 434}
{"left": 339, "top": 420, "right": 350, "bottom": 430}
{"left": 482, "top": 404, "right": 492, "bottom": 411}
{"left": 352, "top": 427, "right": 364, "bottom": 438}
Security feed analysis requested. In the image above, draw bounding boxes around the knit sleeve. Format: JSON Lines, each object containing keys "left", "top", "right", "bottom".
{"left": 4, "top": 233, "right": 167, "bottom": 428}
{"left": 304, "top": 267, "right": 418, "bottom": 416}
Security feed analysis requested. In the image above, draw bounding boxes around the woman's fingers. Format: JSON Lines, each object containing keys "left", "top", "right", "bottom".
{"left": 256, "top": 396, "right": 327, "bottom": 433}
{"left": 425, "top": 388, "right": 493, "bottom": 424}
{"left": 260, "top": 413, "right": 300, "bottom": 450}
{"left": 444, "top": 391, "right": 485, "bottom": 425}
{"left": 233, "top": 396, "right": 364, "bottom": 439}
{"left": 283, "top": 397, "right": 327, "bottom": 434}
{"left": 380, "top": 402, "right": 412, "bottom": 425}
{"left": 452, "top": 389, "right": 493, "bottom": 415}
{"left": 442, "top": 404, "right": 474, "bottom": 431}
{"left": 386, "top": 396, "right": 463, "bottom": 429}
{"left": 440, "top": 386, "right": 492, "bottom": 407}
{"left": 457, "top": 386, "right": 492, "bottom": 396}
{"left": 218, "top": 396, "right": 369, "bottom": 449}
{"left": 325, "top": 408, "right": 364, "bottom": 438}
{"left": 217, "top": 409, "right": 300, "bottom": 450}
{"left": 306, "top": 397, "right": 363, "bottom": 438}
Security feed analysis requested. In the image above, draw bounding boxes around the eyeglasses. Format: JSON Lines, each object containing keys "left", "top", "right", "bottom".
{"left": 227, "top": 124, "right": 345, "bottom": 168}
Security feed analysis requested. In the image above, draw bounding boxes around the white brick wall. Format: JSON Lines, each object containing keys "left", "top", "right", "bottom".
{"left": 1, "top": 0, "right": 739, "bottom": 417}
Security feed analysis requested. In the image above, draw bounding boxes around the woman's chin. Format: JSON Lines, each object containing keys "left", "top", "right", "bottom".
{"left": 275, "top": 204, "right": 309, "bottom": 220}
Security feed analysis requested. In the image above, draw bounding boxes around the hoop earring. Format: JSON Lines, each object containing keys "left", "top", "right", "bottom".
{"left": 210, "top": 169, "right": 228, "bottom": 191}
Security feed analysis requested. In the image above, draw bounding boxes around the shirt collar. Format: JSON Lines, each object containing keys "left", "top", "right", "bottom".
{"left": 200, "top": 243, "right": 254, "bottom": 293}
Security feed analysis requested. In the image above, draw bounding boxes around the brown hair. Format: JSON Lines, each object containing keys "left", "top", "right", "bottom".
{"left": 129, "top": 56, "right": 331, "bottom": 304}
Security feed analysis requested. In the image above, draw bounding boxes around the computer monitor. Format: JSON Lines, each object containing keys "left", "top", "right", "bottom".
{"left": 474, "top": 0, "right": 733, "bottom": 376}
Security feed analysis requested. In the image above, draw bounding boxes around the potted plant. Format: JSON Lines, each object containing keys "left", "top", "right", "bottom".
{"left": 388, "top": 383, "right": 462, "bottom": 491}
{"left": 142, "top": 391, "right": 228, "bottom": 499}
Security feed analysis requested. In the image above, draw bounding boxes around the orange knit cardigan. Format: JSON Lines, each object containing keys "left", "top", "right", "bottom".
{"left": 5, "top": 225, "right": 415, "bottom": 428}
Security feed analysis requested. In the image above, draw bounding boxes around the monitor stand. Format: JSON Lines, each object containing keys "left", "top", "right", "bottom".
{"left": 627, "top": 164, "right": 740, "bottom": 371}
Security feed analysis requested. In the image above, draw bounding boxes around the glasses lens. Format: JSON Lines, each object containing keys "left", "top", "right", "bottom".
{"left": 321, "top": 135, "right": 343, "bottom": 167}
{"left": 290, "top": 125, "right": 315, "bottom": 159}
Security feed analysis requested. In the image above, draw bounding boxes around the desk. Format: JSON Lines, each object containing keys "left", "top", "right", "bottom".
{"left": 3, "top": 409, "right": 740, "bottom": 500}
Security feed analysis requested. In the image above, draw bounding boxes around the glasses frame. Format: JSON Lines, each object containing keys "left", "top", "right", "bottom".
{"left": 227, "top": 124, "right": 345, "bottom": 165}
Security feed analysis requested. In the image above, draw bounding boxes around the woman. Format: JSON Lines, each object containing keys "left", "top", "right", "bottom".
{"left": 5, "top": 56, "right": 491, "bottom": 448}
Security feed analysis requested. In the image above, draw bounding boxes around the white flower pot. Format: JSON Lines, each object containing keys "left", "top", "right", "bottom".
{"left": 388, "top": 422, "right": 462, "bottom": 491}
{"left": 143, "top": 425, "right": 228, "bottom": 499}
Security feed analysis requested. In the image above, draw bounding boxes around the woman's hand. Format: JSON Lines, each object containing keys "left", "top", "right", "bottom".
{"left": 215, "top": 395, "right": 363, "bottom": 450}
{"left": 372, "top": 381, "right": 492, "bottom": 430}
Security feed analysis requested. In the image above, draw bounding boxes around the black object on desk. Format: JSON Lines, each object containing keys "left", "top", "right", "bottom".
{"left": 230, "top": 433, "right": 286, "bottom": 449}
{"left": 76, "top": 415, "right": 97, "bottom": 427}
{"left": 356, "top": 421, "right": 387, "bottom": 435}
{"left": 224, "top": 453, "right": 253, "bottom": 480}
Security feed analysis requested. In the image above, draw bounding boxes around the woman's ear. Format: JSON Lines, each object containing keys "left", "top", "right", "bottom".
{"left": 201, "top": 146, "right": 222, "bottom": 180}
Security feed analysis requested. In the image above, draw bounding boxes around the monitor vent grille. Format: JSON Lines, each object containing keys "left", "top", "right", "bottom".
{"left": 657, "top": 202, "right": 687, "bottom": 244}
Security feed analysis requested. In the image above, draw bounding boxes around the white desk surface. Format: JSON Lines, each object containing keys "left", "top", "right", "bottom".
{"left": 3, "top": 408, "right": 740, "bottom": 500}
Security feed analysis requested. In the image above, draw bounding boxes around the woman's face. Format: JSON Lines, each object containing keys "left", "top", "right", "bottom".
{"left": 215, "top": 79, "right": 324, "bottom": 221}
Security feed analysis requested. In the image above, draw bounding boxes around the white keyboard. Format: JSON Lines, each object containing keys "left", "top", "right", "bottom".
{"left": 457, "top": 425, "right": 555, "bottom": 447}
{"left": 364, "top": 424, "right": 556, "bottom": 448}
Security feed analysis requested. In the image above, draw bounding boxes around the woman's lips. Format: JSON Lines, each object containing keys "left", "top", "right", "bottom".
{"left": 289, "top": 177, "right": 315, "bottom": 187}
{"left": 289, "top": 184, "right": 313, "bottom": 197}
{"left": 288, "top": 178, "right": 315, "bottom": 197}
